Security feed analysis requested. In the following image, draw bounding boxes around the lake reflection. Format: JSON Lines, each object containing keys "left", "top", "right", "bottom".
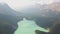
{"left": 14, "top": 18, "right": 48, "bottom": 34}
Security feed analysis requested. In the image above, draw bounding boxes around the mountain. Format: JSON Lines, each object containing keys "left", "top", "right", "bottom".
{"left": 0, "top": 3, "right": 16, "bottom": 16}
{"left": 0, "top": 3, "right": 23, "bottom": 34}
{"left": 48, "top": 2, "right": 60, "bottom": 11}
{"left": 18, "top": 2, "right": 60, "bottom": 28}
{"left": 0, "top": 3, "right": 23, "bottom": 21}
{"left": 34, "top": 2, "right": 60, "bottom": 28}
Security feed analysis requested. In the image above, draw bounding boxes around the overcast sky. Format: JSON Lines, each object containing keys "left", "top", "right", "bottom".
{"left": 0, "top": 0, "right": 59, "bottom": 10}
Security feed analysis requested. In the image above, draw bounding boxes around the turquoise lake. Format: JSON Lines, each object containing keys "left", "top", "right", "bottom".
{"left": 14, "top": 18, "right": 48, "bottom": 34}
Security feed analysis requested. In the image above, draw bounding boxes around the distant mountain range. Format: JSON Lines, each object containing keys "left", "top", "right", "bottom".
{"left": 18, "top": 2, "right": 60, "bottom": 28}
{"left": 47, "top": 2, "right": 60, "bottom": 11}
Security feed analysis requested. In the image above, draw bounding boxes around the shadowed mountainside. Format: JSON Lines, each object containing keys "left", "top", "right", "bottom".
{"left": 0, "top": 3, "right": 23, "bottom": 34}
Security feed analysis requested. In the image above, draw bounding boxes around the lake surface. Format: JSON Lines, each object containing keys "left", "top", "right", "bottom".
{"left": 14, "top": 18, "right": 48, "bottom": 34}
